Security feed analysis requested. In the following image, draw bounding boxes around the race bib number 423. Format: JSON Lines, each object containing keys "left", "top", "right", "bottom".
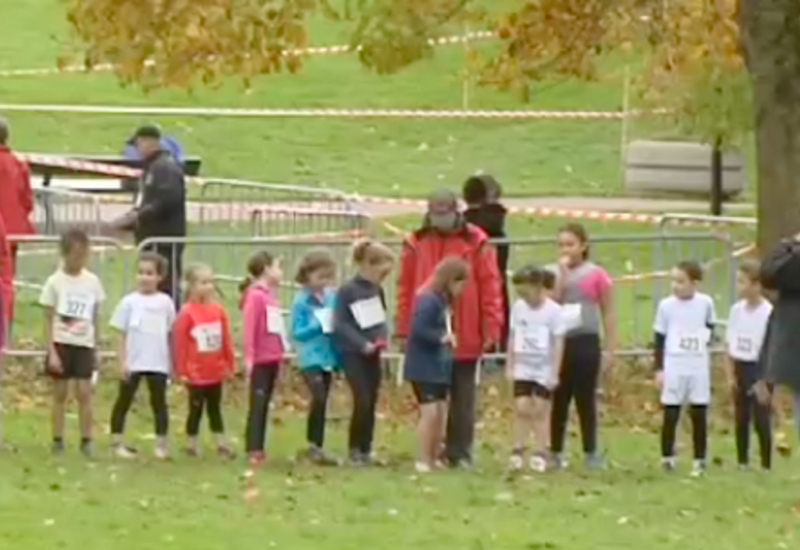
{"left": 668, "top": 329, "right": 710, "bottom": 355}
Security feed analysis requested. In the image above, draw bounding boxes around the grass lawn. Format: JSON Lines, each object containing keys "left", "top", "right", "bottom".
{"left": 0, "top": 0, "right": 752, "bottom": 199}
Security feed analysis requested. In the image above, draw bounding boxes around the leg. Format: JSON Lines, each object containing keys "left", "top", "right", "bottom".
{"left": 75, "top": 380, "right": 94, "bottom": 444}
{"left": 733, "top": 363, "right": 752, "bottom": 466}
{"left": 205, "top": 383, "right": 225, "bottom": 435}
{"left": 572, "top": 336, "right": 602, "bottom": 456}
{"left": 303, "top": 371, "right": 332, "bottom": 448}
{"left": 110, "top": 373, "right": 143, "bottom": 441}
{"left": 531, "top": 396, "right": 552, "bottom": 455}
{"left": 144, "top": 374, "right": 169, "bottom": 438}
{"left": 689, "top": 405, "right": 708, "bottom": 461}
{"left": 445, "top": 360, "right": 477, "bottom": 465}
{"left": 753, "top": 390, "right": 773, "bottom": 470}
{"left": 359, "top": 356, "right": 382, "bottom": 455}
{"left": 550, "top": 345, "right": 576, "bottom": 456}
{"left": 185, "top": 386, "right": 205, "bottom": 447}
{"left": 51, "top": 379, "right": 69, "bottom": 443}
{"left": 344, "top": 358, "right": 369, "bottom": 456}
{"left": 245, "top": 367, "right": 278, "bottom": 453}
{"left": 417, "top": 401, "right": 439, "bottom": 467}
{"left": 512, "top": 394, "right": 534, "bottom": 453}
{"left": 661, "top": 405, "right": 681, "bottom": 458}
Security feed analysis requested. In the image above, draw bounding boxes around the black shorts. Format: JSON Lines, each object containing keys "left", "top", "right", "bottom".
{"left": 46, "top": 343, "right": 96, "bottom": 380}
{"left": 514, "top": 380, "right": 552, "bottom": 399}
{"left": 411, "top": 382, "right": 448, "bottom": 404}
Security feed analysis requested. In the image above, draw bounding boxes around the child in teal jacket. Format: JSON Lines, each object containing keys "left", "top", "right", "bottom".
{"left": 291, "top": 250, "right": 341, "bottom": 465}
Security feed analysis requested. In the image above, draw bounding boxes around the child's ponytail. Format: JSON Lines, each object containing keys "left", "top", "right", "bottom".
{"left": 240, "top": 250, "right": 275, "bottom": 306}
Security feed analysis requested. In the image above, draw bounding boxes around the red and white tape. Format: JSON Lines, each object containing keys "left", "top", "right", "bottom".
{"left": 0, "top": 31, "right": 496, "bottom": 79}
{"left": 0, "top": 103, "right": 638, "bottom": 120}
{"left": 17, "top": 153, "right": 141, "bottom": 178}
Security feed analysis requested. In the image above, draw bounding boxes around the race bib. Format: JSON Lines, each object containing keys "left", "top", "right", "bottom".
{"left": 266, "top": 306, "right": 287, "bottom": 338}
{"left": 57, "top": 292, "right": 95, "bottom": 321}
{"left": 514, "top": 325, "right": 550, "bottom": 356}
{"left": 729, "top": 332, "right": 758, "bottom": 361}
{"left": 668, "top": 329, "right": 710, "bottom": 356}
{"left": 192, "top": 322, "right": 223, "bottom": 353}
{"left": 132, "top": 310, "right": 169, "bottom": 336}
{"left": 313, "top": 308, "right": 334, "bottom": 334}
{"left": 350, "top": 297, "right": 386, "bottom": 330}
{"left": 562, "top": 304, "right": 583, "bottom": 331}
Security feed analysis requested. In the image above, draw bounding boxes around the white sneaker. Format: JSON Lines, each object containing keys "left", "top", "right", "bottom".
{"left": 113, "top": 445, "right": 137, "bottom": 459}
{"left": 529, "top": 454, "right": 548, "bottom": 473}
{"left": 154, "top": 446, "right": 171, "bottom": 461}
{"left": 414, "top": 461, "right": 432, "bottom": 474}
{"left": 508, "top": 453, "right": 525, "bottom": 472}
{"left": 661, "top": 457, "right": 676, "bottom": 472}
{"left": 690, "top": 460, "right": 707, "bottom": 477}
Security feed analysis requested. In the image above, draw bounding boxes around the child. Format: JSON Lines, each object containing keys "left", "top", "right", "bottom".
{"left": 173, "top": 263, "right": 236, "bottom": 458}
{"left": 404, "top": 257, "right": 468, "bottom": 473}
{"left": 109, "top": 252, "right": 176, "bottom": 459}
{"left": 333, "top": 239, "right": 395, "bottom": 466}
{"left": 507, "top": 266, "right": 566, "bottom": 472}
{"left": 726, "top": 259, "right": 773, "bottom": 470}
{"left": 542, "top": 269, "right": 556, "bottom": 299}
{"left": 654, "top": 260, "right": 716, "bottom": 476}
{"left": 549, "top": 223, "right": 616, "bottom": 470}
{"left": 291, "top": 249, "right": 341, "bottom": 466}
{"left": 39, "top": 228, "right": 106, "bottom": 456}
{"left": 241, "top": 251, "right": 285, "bottom": 465}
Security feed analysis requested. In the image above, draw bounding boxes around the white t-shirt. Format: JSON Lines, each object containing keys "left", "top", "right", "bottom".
{"left": 654, "top": 293, "right": 716, "bottom": 373}
{"left": 111, "top": 291, "right": 176, "bottom": 374}
{"left": 39, "top": 268, "right": 106, "bottom": 348}
{"left": 726, "top": 299, "right": 772, "bottom": 362}
{"left": 509, "top": 298, "right": 566, "bottom": 384}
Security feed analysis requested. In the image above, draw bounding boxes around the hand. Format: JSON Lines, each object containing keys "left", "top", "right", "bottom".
{"left": 547, "top": 376, "right": 560, "bottom": 391}
{"left": 753, "top": 381, "right": 772, "bottom": 405}
{"left": 654, "top": 370, "right": 664, "bottom": 389}
{"left": 120, "top": 363, "right": 130, "bottom": 381}
{"left": 48, "top": 351, "right": 63, "bottom": 374}
{"left": 482, "top": 340, "right": 497, "bottom": 353}
{"left": 393, "top": 336, "right": 407, "bottom": 353}
{"left": 558, "top": 255, "right": 571, "bottom": 272}
{"left": 442, "top": 333, "right": 457, "bottom": 347}
{"left": 602, "top": 350, "right": 616, "bottom": 372}
{"left": 363, "top": 342, "right": 378, "bottom": 356}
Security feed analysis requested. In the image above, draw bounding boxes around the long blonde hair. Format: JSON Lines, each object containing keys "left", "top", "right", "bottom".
{"left": 351, "top": 238, "right": 395, "bottom": 267}
{"left": 183, "top": 263, "right": 221, "bottom": 303}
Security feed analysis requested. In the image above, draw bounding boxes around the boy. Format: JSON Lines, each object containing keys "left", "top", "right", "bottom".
{"left": 507, "top": 266, "right": 566, "bottom": 472}
{"left": 654, "top": 260, "right": 716, "bottom": 476}
{"left": 40, "top": 229, "right": 105, "bottom": 457}
{"left": 726, "top": 259, "right": 773, "bottom": 470}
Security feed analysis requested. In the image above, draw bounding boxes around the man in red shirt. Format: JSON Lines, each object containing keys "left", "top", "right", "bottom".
{"left": 396, "top": 189, "right": 504, "bottom": 467}
{"left": 0, "top": 119, "right": 35, "bottom": 265}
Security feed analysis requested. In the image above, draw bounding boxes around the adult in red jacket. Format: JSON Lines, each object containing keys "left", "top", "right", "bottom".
{"left": 396, "top": 189, "right": 504, "bottom": 467}
{"left": 0, "top": 119, "right": 35, "bottom": 259}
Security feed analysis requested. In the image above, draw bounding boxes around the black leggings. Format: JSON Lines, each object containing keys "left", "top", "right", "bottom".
{"left": 550, "top": 334, "right": 601, "bottom": 455}
{"left": 303, "top": 370, "right": 333, "bottom": 448}
{"left": 245, "top": 365, "right": 280, "bottom": 453}
{"left": 110, "top": 372, "right": 169, "bottom": 436}
{"left": 344, "top": 354, "right": 382, "bottom": 455}
{"left": 734, "top": 361, "right": 772, "bottom": 469}
{"left": 661, "top": 405, "right": 707, "bottom": 460}
{"left": 186, "top": 383, "right": 225, "bottom": 436}
{"left": 446, "top": 360, "right": 478, "bottom": 464}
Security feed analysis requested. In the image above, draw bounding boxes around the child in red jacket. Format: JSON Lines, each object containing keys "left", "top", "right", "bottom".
{"left": 240, "top": 250, "right": 285, "bottom": 466}
{"left": 173, "top": 263, "right": 236, "bottom": 459}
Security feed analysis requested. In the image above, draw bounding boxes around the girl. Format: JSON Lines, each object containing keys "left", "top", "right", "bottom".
{"left": 109, "top": 252, "right": 176, "bottom": 460}
{"left": 506, "top": 266, "right": 566, "bottom": 473}
{"left": 241, "top": 250, "right": 285, "bottom": 466}
{"left": 654, "top": 260, "right": 716, "bottom": 476}
{"left": 333, "top": 239, "right": 395, "bottom": 466}
{"left": 726, "top": 260, "right": 772, "bottom": 470}
{"left": 549, "top": 223, "right": 617, "bottom": 470}
{"left": 173, "top": 263, "right": 236, "bottom": 458}
{"left": 291, "top": 249, "right": 341, "bottom": 466}
{"left": 404, "top": 257, "right": 468, "bottom": 473}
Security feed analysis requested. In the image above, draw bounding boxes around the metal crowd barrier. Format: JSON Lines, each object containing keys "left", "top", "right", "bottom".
{"left": 33, "top": 188, "right": 103, "bottom": 236}
{"left": 249, "top": 207, "right": 371, "bottom": 238}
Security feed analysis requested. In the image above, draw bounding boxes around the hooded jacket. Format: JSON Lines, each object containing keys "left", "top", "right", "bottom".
{"left": 242, "top": 283, "right": 286, "bottom": 367}
{"left": 396, "top": 218, "right": 504, "bottom": 360}
{"left": 133, "top": 150, "right": 186, "bottom": 243}
{"left": 0, "top": 146, "right": 34, "bottom": 236}
{"left": 291, "top": 287, "right": 340, "bottom": 371}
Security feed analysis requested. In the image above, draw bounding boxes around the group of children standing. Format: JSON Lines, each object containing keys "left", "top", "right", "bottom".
{"left": 34, "top": 224, "right": 774, "bottom": 475}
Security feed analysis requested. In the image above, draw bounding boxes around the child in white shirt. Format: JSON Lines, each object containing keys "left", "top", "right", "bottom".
{"left": 507, "top": 266, "right": 566, "bottom": 473}
{"left": 109, "top": 252, "right": 176, "bottom": 460}
{"left": 39, "top": 229, "right": 106, "bottom": 457}
{"left": 653, "top": 260, "right": 716, "bottom": 476}
{"left": 726, "top": 259, "right": 773, "bottom": 470}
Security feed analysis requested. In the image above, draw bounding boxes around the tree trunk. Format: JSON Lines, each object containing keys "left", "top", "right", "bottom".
{"left": 739, "top": 0, "right": 800, "bottom": 255}
{"left": 710, "top": 136, "right": 723, "bottom": 216}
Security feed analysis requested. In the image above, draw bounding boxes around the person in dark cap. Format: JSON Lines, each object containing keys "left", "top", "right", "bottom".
{"left": 396, "top": 188, "right": 504, "bottom": 468}
{"left": 463, "top": 174, "right": 509, "bottom": 348}
{"left": 112, "top": 125, "right": 186, "bottom": 304}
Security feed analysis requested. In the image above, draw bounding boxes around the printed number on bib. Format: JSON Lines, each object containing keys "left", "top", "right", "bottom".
{"left": 668, "top": 329, "right": 709, "bottom": 355}
{"left": 314, "top": 308, "right": 334, "bottom": 334}
{"left": 266, "top": 306, "right": 287, "bottom": 338}
{"left": 193, "top": 322, "right": 223, "bottom": 353}
{"left": 514, "top": 325, "right": 550, "bottom": 355}
{"left": 350, "top": 297, "right": 386, "bottom": 330}
{"left": 729, "top": 331, "right": 758, "bottom": 361}
{"left": 57, "top": 292, "right": 95, "bottom": 321}
{"left": 562, "top": 304, "right": 583, "bottom": 331}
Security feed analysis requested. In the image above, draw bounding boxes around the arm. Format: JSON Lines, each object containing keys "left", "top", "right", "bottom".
{"left": 291, "top": 300, "right": 322, "bottom": 343}
{"left": 43, "top": 306, "right": 58, "bottom": 361}
{"left": 599, "top": 277, "right": 618, "bottom": 359}
{"left": 136, "top": 163, "right": 184, "bottom": 222}
{"left": 506, "top": 328, "right": 515, "bottom": 380}
{"left": 333, "top": 286, "right": 370, "bottom": 352}
{"left": 653, "top": 301, "right": 667, "bottom": 372}
{"left": 395, "top": 241, "right": 417, "bottom": 339}
{"left": 409, "top": 295, "right": 446, "bottom": 346}
{"left": 242, "top": 293, "right": 258, "bottom": 368}
{"left": 173, "top": 312, "right": 191, "bottom": 380}
{"left": 552, "top": 335, "right": 566, "bottom": 383}
{"left": 476, "top": 242, "right": 504, "bottom": 345}
{"left": 118, "top": 333, "right": 129, "bottom": 377}
{"left": 19, "top": 161, "right": 34, "bottom": 217}
{"left": 761, "top": 239, "right": 800, "bottom": 291}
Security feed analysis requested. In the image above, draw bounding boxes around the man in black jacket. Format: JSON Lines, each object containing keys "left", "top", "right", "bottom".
{"left": 113, "top": 125, "right": 186, "bottom": 303}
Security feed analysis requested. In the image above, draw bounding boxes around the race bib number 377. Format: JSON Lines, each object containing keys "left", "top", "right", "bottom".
{"left": 57, "top": 292, "right": 95, "bottom": 321}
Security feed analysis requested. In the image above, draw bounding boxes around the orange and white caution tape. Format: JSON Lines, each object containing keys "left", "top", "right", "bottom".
{"left": 16, "top": 153, "right": 141, "bottom": 178}
{"left": 0, "top": 31, "right": 496, "bottom": 79}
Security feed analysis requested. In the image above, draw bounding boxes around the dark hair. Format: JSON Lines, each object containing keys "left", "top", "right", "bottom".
{"left": 240, "top": 250, "right": 276, "bottom": 295}
{"left": 0, "top": 118, "right": 8, "bottom": 145}
{"left": 737, "top": 259, "right": 761, "bottom": 283}
{"left": 558, "top": 222, "right": 590, "bottom": 259}
{"left": 512, "top": 265, "right": 548, "bottom": 286}
{"left": 138, "top": 251, "right": 167, "bottom": 276}
{"left": 429, "top": 257, "right": 469, "bottom": 302}
{"left": 463, "top": 174, "right": 502, "bottom": 205}
{"left": 352, "top": 238, "right": 395, "bottom": 266}
{"left": 134, "top": 124, "right": 162, "bottom": 140}
{"left": 542, "top": 269, "right": 556, "bottom": 290}
{"left": 59, "top": 227, "right": 90, "bottom": 256}
{"left": 676, "top": 260, "right": 704, "bottom": 282}
{"left": 295, "top": 248, "right": 337, "bottom": 285}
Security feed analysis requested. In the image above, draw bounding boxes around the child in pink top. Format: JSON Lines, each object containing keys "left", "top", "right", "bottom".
{"left": 241, "top": 251, "right": 285, "bottom": 465}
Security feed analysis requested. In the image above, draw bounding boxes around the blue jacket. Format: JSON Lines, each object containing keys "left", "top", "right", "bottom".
{"left": 403, "top": 291, "right": 452, "bottom": 385}
{"left": 291, "top": 288, "right": 340, "bottom": 372}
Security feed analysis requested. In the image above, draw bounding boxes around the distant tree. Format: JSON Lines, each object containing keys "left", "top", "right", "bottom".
{"left": 64, "top": 0, "right": 800, "bottom": 251}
